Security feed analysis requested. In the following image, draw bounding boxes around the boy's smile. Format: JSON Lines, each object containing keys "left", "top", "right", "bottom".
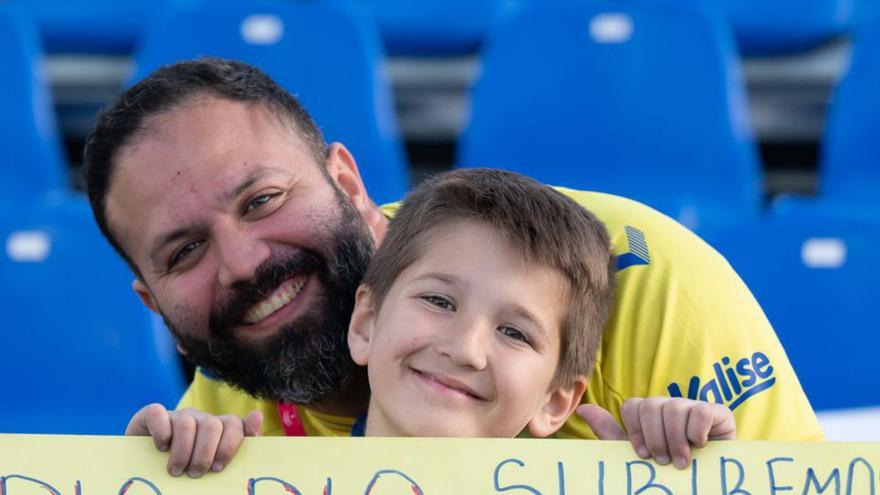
{"left": 349, "top": 220, "right": 578, "bottom": 437}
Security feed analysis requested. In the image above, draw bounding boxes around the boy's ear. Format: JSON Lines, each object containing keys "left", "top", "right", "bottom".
{"left": 347, "top": 285, "right": 377, "bottom": 366}
{"left": 526, "top": 377, "right": 588, "bottom": 438}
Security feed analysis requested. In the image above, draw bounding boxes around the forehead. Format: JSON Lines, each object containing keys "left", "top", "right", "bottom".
{"left": 104, "top": 97, "right": 318, "bottom": 261}
{"left": 412, "top": 220, "right": 569, "bottom": 306}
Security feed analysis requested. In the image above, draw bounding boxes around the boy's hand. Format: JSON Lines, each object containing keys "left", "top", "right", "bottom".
{"left": 577, "top": 397, "right": 736, "bottom": 469}
{"left": 125, "top": 403, "right": 263, "bottom": 478}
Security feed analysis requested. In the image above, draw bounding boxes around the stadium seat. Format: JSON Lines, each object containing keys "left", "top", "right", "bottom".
{"left": 714, "top": 0, "right": 856, "bottom": 55}
{"left": 131, "top": 0, "right": 409, "bottom": 205}
{"left": 0, "top": 195, "right": 185, "bottom": 434}
{"left": 707, "top": 207, "right": 880, "bottom": 412}
{"left": 0, "top": 7, "right": 67, "bottom": 200}
{"left": 7, "top": 0, "right": 161, "bottom": 54}
{"left": 819, "top": 11, "right": 880, "bottom": 204}
{"left": 362, "top": 0, "right": 511, "bottom": 56}
{"left": 458, "top": 0, "right": 761, "bottom": 233}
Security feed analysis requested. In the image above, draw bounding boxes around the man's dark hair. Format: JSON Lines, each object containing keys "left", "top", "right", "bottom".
{"left": 82, "top": 57, "right": 328, "bottom": 276}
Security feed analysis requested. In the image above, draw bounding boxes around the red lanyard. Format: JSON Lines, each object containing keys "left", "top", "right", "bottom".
{"left": 277, "top": 403, "right": 307, "bottom": 436}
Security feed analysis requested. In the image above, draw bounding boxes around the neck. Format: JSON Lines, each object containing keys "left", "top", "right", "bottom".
{"left": 302, "top": 366, "right": 370, "bottom": 417}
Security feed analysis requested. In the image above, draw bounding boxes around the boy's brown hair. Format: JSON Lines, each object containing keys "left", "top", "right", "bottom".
{"left": 362, "top": 168, "right": 616, "bottom": 389}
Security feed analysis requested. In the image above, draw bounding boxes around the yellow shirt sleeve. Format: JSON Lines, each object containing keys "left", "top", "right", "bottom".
{"left": 177, "top": 190, "right": 822, "bottom": 441}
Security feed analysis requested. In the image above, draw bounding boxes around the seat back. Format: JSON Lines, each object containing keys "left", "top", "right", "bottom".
{"left": 0, "top": 7, "right": 66, "bottom": 200}
{"left": 131, "top": 0, "right": 408, "bottom": 205}
{"left": 458, "top": 0, "right": 761, "bottom": 232}
{"left": 709, "top": 207, "right": 880, "bottom": 411}
{"left": 820, "top": 13, "right": 880, "bottom": 202}
{"left": 0, "top": 196, "right": 184, "bottom": 434}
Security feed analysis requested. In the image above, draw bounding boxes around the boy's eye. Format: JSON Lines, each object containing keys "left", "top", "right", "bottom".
{"left": 244, "top": 193, "right": 280, "bottom": 214}
{"left": 422, "top": 295, "right": 455, "bottom": 311}
{"left": 169, "top": 240, "right": 203, "bottom": 269}
{"left": 498, "top": 325, "right": 532, "bottom": 345}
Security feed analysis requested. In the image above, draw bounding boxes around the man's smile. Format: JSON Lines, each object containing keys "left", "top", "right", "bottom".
{"left": 242, "top": 273, "right": 309, "bottom": 325}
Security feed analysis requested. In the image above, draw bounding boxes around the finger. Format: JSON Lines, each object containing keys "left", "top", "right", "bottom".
{"left": 186, "top": 415, "right": 225, "bottom": 478}
{"left": 127, "top": 404, "right": 173, "bottom": 453}
{"left": 662, "top": 399, "right": 693, "bottom": 469}
{"left": 638, "top": 397, "right": 671, "bottom": 465}
{"left": 211, "top": 416, "right": 247, "bottom": 473}
{"left": 244, "top": 411, "right": 264, "bottom": 437}
{"left": 167, "top": 412, "right": 198, "bottom": 477}
{"left": 620, "top": 398, "right": 649, "bottom": 459}
{"left": 691, "top": 403, "right": 737, "bottom": 442}
{"left": 577, "top": 404, "right": 626, "bottom": 440}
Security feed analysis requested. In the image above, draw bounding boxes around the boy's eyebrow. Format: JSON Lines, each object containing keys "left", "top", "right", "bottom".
{"left": 510, "top": 305, "right": 549, "bottom": 340}
{"left": 411, "top": 272, "right": 465, "bottom": 288}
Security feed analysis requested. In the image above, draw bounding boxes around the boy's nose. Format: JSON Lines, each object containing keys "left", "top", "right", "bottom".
{"left": 435, "top": 317, "right": 490, "bottom": 370}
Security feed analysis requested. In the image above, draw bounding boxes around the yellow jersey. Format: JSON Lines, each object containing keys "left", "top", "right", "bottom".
{"left": 178, "top": 189, "right": 823, "bottom": 441}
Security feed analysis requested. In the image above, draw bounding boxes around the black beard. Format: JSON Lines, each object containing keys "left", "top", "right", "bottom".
{"left": 166, "top": 198, "right": 374, "bottom": 405}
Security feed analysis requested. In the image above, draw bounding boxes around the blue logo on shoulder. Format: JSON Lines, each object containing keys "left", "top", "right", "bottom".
{"left": 667, "top": 352, "right": 776, "bottom": 410}
{"left": 617, "top": 225, "right": 650, "bottom": 270}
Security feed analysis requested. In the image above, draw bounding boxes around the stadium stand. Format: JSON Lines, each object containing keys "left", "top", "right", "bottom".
{"left": 712, "top": 0, "right": 857, "bottom": 55}
{"left": 6, "top": 0, "right": 159, "bottom": 54}
{"left": 131, "top": 0, "right": 409, "bottom": 205}
{"left": 458, "top": 0, "right": 762, "bottom": 234}
{"left": 0, "top": 196, "right": 185, "bottom": 434}
{"left": 0, "top": 7, "right": 67, "bottom": 199}
{"left": 817, "top": 9, "right": 880, "bottom": 204}
{"left": 707, "top": 208, "right": 880, "bottom": 413}
{"left": 0, "top": 7, "right": 184, "bottom": 434}
{"left": 362, "top": 0, "right": 511, "bottom": 56}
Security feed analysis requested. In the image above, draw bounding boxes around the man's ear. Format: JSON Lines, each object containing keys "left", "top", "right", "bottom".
{"left": 527, "top": 377, "right": 588, "bottom": 438}
{"left": 132, "top": 279, "right": 159, "bottom": 314}
{"left": 324, "top": 142, "right": 385, "bottom": 238}
{"left": 348, "top": 285, "right": 378, "bottom": 366}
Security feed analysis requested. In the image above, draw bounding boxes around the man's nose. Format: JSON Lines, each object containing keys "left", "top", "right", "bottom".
{"left": 214, "top": 225, "right": 270, "bottom": 288}
{"left": 435, "top": 316, "right": 490, "bottom": 370}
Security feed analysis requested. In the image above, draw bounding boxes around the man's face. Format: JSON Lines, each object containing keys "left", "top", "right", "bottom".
{"left": 105, "top": 97, "right": 376, "bottom": 404}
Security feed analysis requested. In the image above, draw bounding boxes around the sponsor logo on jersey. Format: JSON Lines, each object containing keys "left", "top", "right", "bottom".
{"left": 666, "top": 352, "right": 776, "bottom": 410}
{"left": 617, "top": 225, "right": 650, "bottom": 270}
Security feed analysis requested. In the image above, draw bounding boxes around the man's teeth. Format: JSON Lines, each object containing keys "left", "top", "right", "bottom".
{"left": 243, "top": 278, "right": 306, "bottom": 324}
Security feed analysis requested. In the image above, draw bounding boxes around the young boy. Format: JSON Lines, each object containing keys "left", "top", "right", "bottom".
{"left": 132, "top": 169, "right": 735, "bottom": 475}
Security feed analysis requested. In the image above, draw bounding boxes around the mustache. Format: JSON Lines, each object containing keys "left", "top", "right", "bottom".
{"left": 210, "top": 250, "right": 325, "bottom": 331}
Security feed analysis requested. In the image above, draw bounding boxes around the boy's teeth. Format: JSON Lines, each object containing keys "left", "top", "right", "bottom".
{"left": 243, "top": 278, "right": 306, "bottom": 325}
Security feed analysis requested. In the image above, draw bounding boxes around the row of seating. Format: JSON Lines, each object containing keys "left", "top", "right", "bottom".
{"left": 9, "top": 0, "right": 870, "bottom": 56}
{"left": 0, "top": 0, "right": 877, "bottom": 433}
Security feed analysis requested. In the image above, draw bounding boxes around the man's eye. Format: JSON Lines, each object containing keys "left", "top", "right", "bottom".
{"left": 244, "top": 193, "right": 279, "bottom": 213}
{"left": 169, "top": 240, "right": 202, "bottom": 268}
{"left": 498, "top": 325, "right": 531, "bottom": 345}
{"left": 422, "top": 295, "right": 455, "bottom": 311}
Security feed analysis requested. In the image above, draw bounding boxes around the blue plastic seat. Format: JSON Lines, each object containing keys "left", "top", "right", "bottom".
{"left": 458, "top": 0, "right": 761, "bottom": 233}
{"left": 0, "top": 195, "right": 185, "bottom": 434}
{"left": 362, "top": 0, "right": 511, "bottom": 55}
{"left": 132, "top": 0, "right": 409, "bottom": 205}
{"left": 819, "top": 11, "right": 880, "bottom": 204}
{"left": 0, "top": 7, "right": 67, "bottom": 201}
{"left": 714, "top": 0, "right": 856, "bottom": 55}
{"left": 7, "top": 0, "right": 161, "bottom": 54}
{"left": 707, "top": 206, "right": 880, "bottom": 412}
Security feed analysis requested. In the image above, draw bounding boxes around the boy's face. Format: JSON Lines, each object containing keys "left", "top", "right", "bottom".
{"left": 349, "top": 220, "right": 585, "bottom": 437}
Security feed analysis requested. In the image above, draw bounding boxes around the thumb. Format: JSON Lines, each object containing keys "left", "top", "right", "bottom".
{"left": 244, "top": 411, "right": 264, "bottom": 437}
{"left": 577, "top": 404, "right": 627, "bottom": 440}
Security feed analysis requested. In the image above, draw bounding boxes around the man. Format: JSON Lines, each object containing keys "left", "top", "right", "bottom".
{"left": 83, "top": 58, "right": 822, "bottom": 475}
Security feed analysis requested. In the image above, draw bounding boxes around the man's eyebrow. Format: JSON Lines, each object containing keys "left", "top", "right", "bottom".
{"left": 222, "top": 167, "right": 291, "bottom": 203}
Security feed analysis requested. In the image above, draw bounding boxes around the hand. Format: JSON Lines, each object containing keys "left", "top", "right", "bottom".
{"left": 125, "top": 403, "right": 263, "bottom": 478}
{"left": 578, "top": 397, "right": 736, "bottom": 469}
